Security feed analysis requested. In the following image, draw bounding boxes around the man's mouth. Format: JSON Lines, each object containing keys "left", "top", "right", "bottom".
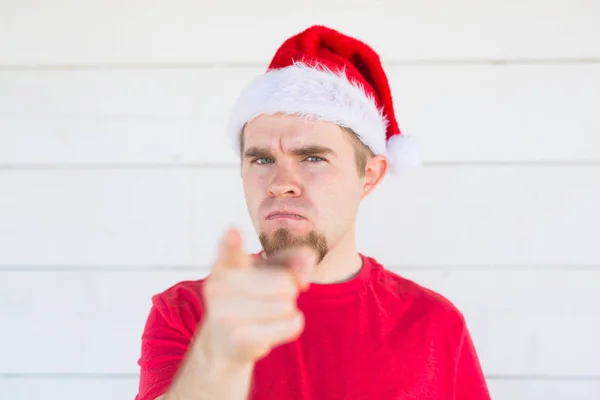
{"left": 266, "top": 211, "right": 306, "bottom": 220}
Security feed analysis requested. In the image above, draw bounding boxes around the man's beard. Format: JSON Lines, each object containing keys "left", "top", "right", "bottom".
{"left": 259, "top": 228, "right": 329, "bottom": 262}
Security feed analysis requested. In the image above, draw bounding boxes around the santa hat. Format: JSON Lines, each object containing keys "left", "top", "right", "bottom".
{"left": 227, "top": 25, "right": 421, "bottom": 172}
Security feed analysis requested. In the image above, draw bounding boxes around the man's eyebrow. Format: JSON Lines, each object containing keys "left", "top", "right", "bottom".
{"left": 290, "top": 145, "right": 337, "bottom": 157}
{"left": 243, "top": 145, "right": 337, "bottom": 159}
{"left": 243, "top": 147, "right": 272, "bottom": 159}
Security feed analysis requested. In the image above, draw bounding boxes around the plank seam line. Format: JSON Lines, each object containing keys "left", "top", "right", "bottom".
{"left": 2, "top": 161, "right": 600, "bottom": 171}
{"left": 1, "top": 265, "right": 599, "bottom": 272}
{"left": 0, "top": 373, "right": 598, "bottom": 381}
{"left": 1, "top": 58, "right": 600, "bottom": 71}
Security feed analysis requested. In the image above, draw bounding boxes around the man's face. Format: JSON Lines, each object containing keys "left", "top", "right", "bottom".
{"left": 241, "top": 114, "right": 378, "bottom": 261}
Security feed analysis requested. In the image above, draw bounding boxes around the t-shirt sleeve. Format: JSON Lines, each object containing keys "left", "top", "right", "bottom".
{"left": 454, "top": 324, "right": 492, "bottom": 400}
{"left": 134, "top": 283, "right": 204, "bottom": 400}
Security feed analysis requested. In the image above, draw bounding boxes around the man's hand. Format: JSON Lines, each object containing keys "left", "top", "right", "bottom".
{"left": 196, "top": 227, "right": 318, "bottom": 367}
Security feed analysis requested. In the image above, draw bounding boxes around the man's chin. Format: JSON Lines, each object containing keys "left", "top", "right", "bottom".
{"left": 259, "top": 228, "right": 329, "bottom": 262}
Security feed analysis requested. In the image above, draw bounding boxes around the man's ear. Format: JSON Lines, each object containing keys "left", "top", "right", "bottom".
{"left": 361, "top": 155, "right": 388, "bottom": 199}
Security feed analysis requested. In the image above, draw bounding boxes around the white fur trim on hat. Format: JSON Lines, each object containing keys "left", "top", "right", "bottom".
{"left": 227, "top": 62, "right": 388, "bottom": 154}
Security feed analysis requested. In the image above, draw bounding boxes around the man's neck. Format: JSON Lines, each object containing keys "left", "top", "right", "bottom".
{"left": 310, "top": 231, "right": 363, "bottom": 284}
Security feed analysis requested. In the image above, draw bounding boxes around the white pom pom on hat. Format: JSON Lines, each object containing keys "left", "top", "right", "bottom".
{"left": 227, "top": 25, "right": 421, "bottom": 173}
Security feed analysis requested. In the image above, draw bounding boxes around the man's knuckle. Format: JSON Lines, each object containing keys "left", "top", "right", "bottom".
{"left": 231, "top": 327, "right": 252, "bottom": 348}
{"left": 214, "top": 313, "right": 236, "bottom": 328}
{"left": 204, "top": 278, "right": 228, "bottom": 297}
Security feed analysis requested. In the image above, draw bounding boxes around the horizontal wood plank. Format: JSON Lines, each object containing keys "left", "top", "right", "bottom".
{"left": 1, "top": 1, "right": 599, "bottom": 65}
{"left": 1, "top": 166, "right": 599, "bottom": 268}
{"left": 486, "top": 379, "right": 600, "bottom": 400}
{"left": 0, "top": 169, "right": 199, "bottom": 268}
{"left": 0, "top": 378, "right": 138, "bottom": 400}
{"left": 0, "top": 376, "right": 598, "bottom": 400}
{"left": 1, "top": 64, "right": 599, "bottom": 164}
{"left": 0, "top": 269, "right": 598, "bottom": 376}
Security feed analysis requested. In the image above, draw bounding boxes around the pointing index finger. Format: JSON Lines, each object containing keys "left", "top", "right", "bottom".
{"left": 213, "top": 227, "right": 252, "bottom": 273}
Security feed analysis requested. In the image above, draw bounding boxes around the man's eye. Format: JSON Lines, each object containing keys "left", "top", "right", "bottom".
{"left": 306, "top": 156, "right": 325, "bottom": 162}
{"left": 253, "top": 158, "right": 273, "bottom": 165}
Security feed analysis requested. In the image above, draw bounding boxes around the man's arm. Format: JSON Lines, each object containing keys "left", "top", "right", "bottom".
{"left": 161, "top": 327, "right": 254, "bottom": 400}
{"left": 135, "top": 292, "right": 255, "bottom": 400}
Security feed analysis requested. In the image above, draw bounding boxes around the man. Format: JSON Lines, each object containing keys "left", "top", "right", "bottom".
{"left": 135, "top": 25, "right": 491, "bottom": 400}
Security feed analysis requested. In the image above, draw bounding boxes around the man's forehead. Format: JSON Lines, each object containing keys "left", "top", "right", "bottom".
{"left": 243, "top": 115, "right": 344, "bottom": 147}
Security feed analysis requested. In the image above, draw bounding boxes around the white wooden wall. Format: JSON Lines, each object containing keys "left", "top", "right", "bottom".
{"left": 1, "top": 1, "right": 599, "bottom": 399}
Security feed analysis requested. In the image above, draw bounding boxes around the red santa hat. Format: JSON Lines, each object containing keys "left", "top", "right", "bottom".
{"left": 227, "top": 25, "right": 421, "bottom": 172}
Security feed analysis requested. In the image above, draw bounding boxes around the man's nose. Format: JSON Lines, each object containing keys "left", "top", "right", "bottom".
{"left": 267, "top": 166, "right": 301, "bottom": 197}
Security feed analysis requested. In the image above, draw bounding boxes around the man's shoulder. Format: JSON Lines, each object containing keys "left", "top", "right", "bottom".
{"left": 151, "top": 276, "right": 209, "bottom": 318}
{"left": 366, "top": 256, "right": 467, "bottom": 327}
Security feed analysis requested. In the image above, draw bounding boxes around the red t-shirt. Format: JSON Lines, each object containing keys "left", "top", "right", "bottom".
{"left": 135, "top": 254, "right": 491, "bottom": 400}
